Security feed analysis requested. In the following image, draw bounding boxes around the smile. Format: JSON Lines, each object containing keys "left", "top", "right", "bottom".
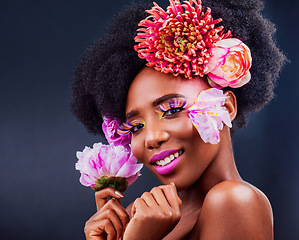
{"left": 150, "top": 149, "right": 184, "bottom": 175}
{"left": 155, "top": 150, "right": 183, "bottom": 166}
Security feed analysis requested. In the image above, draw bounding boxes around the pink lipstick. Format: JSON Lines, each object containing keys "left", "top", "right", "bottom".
{"left": 150, "top": 149, "right": 183, "bottom": 175}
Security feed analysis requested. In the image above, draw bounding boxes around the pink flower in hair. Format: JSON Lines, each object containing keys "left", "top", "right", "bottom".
{"left": 188, "top": 88, "right": 232, "bottom": 144}
{"left": 205, "top": 38, "right": 252, "bottom": 89}
{"left": 75, "top": 142, "right": 143, "bottom": 192}
{"left": 102, "top": 117, "right": 131, "bottom": 146}
{"left": 134, "top": 0, "right": 231, "bottom": 79}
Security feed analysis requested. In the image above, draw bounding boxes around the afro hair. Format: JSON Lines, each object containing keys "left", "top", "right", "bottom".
{"left": 72, "top": 0, "right": 286, "bottom": 135}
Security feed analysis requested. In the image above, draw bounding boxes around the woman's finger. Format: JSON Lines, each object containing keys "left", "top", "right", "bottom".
{"left": 140, "top": 191, "right": 159, "bottom": 208}
{"left": 95, "top": 187, "right": 124, "bottom": 211}
{"left": 85, "top": 218, "right": 116, "bottom": 240}
{"left": 91, "top": 199, "right": 130, "bottom": 229}
{"left": 131, "top": 197, "right": 148, "bottom": 218}
{"left": 158, "top": 183, "right": 182, "bottom": 208}
{"left": 149, "top": 186, "right": 170, "bottom": 207}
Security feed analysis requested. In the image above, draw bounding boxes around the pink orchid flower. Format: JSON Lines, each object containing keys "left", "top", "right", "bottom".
{"left": 102, "top": 117, "right": 131, "bottom": 146}
{"left": 188, "top": 88, "right": 232, "bottom": 144}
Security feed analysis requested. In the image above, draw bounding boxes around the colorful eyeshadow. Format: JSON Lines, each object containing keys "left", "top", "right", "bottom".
{"left": 118, "top": 119, "right": 146, "bottom": 135}
{"left": 156, "top": 98, "right": 187, "bottom": 119}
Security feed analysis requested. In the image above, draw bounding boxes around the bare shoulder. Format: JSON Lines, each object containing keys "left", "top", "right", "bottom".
{"left": 198, "top": 180, "right": 273, "bottom": 240}
{"left": 202, "top": 180, "right": 273, "bottom": 212}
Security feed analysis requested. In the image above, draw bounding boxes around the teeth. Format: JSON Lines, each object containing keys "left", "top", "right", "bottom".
{"left": 155, "top": 150, "right": 183, "bottom": 166}
{"left": 156, "top": 159, "right": 166, "bottom": 166}
{"left": 165, "top": 157, "right": 170, "bottom": 164}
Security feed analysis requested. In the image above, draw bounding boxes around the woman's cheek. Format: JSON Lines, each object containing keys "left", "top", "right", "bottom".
{"left": 167, "top": 114, "right": 195, "bottom": 139}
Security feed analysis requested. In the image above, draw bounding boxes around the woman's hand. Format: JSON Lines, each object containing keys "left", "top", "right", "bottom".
{"left": 123, "top": 183, "right": 182, "bottom": 240}
{"left": 84, "top": 187, "right": 130, "bottom": 240}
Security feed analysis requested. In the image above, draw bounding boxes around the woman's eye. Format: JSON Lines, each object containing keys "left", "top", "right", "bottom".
{"left": 131, "top": 123, "right": 144, "bottom": 133}
{"left": 163, "top": 107, "right": 183, "bottom": 117}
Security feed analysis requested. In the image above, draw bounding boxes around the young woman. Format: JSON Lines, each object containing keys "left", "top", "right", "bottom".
{"left": 72, "top": 0, "right": 286, "bottom": 239}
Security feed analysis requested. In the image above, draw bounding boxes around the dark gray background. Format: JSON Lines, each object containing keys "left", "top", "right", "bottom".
{"left": 0, "top": 0, "right": 298, "bottom": 239}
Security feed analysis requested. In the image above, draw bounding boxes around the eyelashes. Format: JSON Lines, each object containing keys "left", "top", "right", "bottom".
{"left": 118, "top": 119, "right": 146, "bottom": 135}
{"left": 156, "top": 98, "right": 187, "bottom": 119}
{"left": 118, "top": 98, "right": 187, "bottom": 135}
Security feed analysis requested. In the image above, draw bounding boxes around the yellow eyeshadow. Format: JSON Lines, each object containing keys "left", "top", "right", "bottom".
{"left": 156, "top": 98, "right": 187, "bottom": 119}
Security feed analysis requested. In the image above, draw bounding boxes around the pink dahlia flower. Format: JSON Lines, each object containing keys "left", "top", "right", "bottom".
{"left": 75, "top": 142, "right": 143, "bottom": 192}
{"left": 102, "top": 117, "right": 131, "bottom": 146}
{"left": 134, "top": 0, "right": 231, "bottom": 79}
{"left": 205, "top": 38, "right": 252, "bottom": 89}
{"left": 188, "top": 88, "right": 232, "bottom": 144}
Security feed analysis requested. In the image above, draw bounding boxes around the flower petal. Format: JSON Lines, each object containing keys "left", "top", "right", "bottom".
{"left": 187, "top": 88, "right": 232, "bottom": 144}
{"left": 102, "top": 117, "right": 131, "bottom": 146}
{"left": 205, "top": 38, "right": 252, "bottom": 88}
{"left": 75, "top": 142, "right": 143, "bottom": 191}
{"left": 228, "top": 71, "right": 251, "bottom": 88}
{"left": 189, "top": 111, "right": 220, "bottom": 144}
{"left": 134, "top": 0, "right": 231, "bottom": 79}
{"left": 205, "top": 47, "right": 229, "bottom": 73}
{"left": 116, "top": 160, "right": 143, "bottom": 179}
{"left": 215, "top": 38, "right": 242, "bottom": 48}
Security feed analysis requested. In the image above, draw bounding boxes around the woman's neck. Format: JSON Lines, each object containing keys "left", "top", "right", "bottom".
{"left": 178, "top": 127, "right": 242, "bottom": 207}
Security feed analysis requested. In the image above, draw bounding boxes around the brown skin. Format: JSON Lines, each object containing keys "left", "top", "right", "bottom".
{"left": 84, "top": 67, "right": 273, "bottom": 240}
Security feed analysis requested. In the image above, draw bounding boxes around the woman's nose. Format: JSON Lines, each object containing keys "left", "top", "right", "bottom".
{"left": 145, "top": 122, "right": 169, "bottom": 149}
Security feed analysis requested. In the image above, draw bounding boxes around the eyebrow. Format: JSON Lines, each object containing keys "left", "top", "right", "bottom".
{"left": 152, "top": 93, "right": 186, "bottom": 107}
{"left": 125, "top": 93, "right": 186, "bottom": 120}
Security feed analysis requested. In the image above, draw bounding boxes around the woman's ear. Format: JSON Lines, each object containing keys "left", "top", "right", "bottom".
{"left": 224, "top": 91, "right": 237, "bottom": 121}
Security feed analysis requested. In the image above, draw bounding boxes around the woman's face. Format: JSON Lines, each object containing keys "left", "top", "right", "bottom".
{"left": 125, "top": 67, "right": 222, "bottom": 190}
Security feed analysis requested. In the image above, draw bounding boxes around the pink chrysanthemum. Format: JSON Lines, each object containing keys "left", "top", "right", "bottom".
{"left": 134, "top": 0, "right": 231, "bottom": 79}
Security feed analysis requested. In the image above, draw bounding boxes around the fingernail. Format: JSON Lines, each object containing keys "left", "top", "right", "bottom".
{"left": 170, "top": 182, "right": 175, "bottom": 187}
{"left": 115, "top": 190, "right": 124, "bottom": 198}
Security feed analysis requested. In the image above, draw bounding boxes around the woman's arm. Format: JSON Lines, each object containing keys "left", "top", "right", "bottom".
{"left": 198, "top": 180, "right": 273, "bottom": 240}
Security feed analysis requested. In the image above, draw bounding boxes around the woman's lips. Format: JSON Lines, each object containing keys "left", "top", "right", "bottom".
{"left": 149, "top": 149, "right": 181, "bottom": 163}
{"left": 150, "top": 149, "right": 183, "bottom": 175}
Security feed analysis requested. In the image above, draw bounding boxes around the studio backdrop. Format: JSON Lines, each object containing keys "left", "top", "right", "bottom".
{"left": 0, "top": 0, "right": 298, "bottom": 239}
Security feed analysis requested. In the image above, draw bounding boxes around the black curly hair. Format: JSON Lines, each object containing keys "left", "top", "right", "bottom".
{"left": 72, "top": 0, "right": 286, "bottom": 135}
